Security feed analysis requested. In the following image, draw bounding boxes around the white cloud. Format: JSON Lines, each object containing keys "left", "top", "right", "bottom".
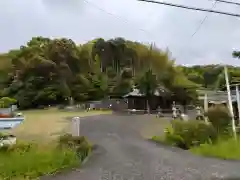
{"left": 0, "top": 0, "right": 240, "bottom": 65}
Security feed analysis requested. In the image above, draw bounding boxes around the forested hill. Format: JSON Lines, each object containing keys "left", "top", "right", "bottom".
{"left": 180, "top": 64, "right": 240, "bottom": 90}
{"left": 0, "top": 36, "right": 239, "bottom": 109}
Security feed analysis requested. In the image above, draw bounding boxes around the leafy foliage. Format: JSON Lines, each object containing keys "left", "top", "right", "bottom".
{"left": 164, "top": 120, "right": 217, "bottom": 149}
{"left": 0, "top": 36, "right": 198, "bottom": 109}
{"left": 180, "top": 64, "right": 240, "bottom": 90}
{"left": 135, "top": 69, "right": 159, "bottom": 112}
{"left": 206, "top": 105, "right": 232, "bottom": 134}
{"left": 135, "top": 69, "right": 158, "bottom": 96}
{"left": 58, "top": 133, "right": 91, "bottom": 161}
{"left": 0, "top": 97, "right": 17, "bottom": 108}
{"left": 233, "top": 50, "right": 240, "bottom": 58}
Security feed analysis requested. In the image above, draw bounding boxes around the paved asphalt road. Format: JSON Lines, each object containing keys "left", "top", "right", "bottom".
{"left": 43, "top": 114, "right": 240, "bottom": 180}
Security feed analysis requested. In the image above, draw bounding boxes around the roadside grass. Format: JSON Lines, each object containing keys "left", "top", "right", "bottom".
{"left": 0, "top": 142, "right": 80, "bottom": 180}
{"left": 190, "top": 138, "right": 240, "bottom": 160}
{"left": 151, "top": 121, "right": 240, "bottom": 160}
{"left": 0, "top": 108, "right": 108, "bottom": 179}
{"left": 151, "top": 134, "right": 240, "bottom": 160}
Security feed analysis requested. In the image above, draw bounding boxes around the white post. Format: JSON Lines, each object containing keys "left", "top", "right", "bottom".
{"left": 236, "top": 85, "right": 240, "bottom": 125}
{"left": 204, "top": 93, "right": 208, "bottom": 123}
{"left": 77, "top": 118, "right": 80, "bottom": 136}
{"left": 224, "top": 66, "right": 236, "bottom": 138}
{"left": 72, "top": 117, "right": 80, "bottom": 136}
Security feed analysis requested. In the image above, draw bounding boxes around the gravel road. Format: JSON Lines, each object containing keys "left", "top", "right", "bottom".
{"left": 43, "top": 114, "right": 240, "bottom": 180}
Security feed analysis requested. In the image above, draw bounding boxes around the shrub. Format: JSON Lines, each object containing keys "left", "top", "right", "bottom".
{"left": 58, "top": 133, "right": 92, "bottom": 160}
{"left": 76, "top": 140, "right": 91, "bottom": 161}
{"left": 164, "top": 125, "right": 186, "bottom": 149}
{"left": 206, "top": 105, "right": 231, "bottom": 134}
{"left": 165, "top": 120, "right": 217, "bottom": 149}
{"left": 0, "top": 97, "right": 17, "bottom": 108}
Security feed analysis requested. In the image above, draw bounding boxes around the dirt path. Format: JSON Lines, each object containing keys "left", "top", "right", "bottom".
{"left": 43, "top": 114, "right": 240, "bottom": 180}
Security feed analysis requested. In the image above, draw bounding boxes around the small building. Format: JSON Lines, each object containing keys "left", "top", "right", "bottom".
{"left": 123, "top": 87, "right": 173, "bottom": 111}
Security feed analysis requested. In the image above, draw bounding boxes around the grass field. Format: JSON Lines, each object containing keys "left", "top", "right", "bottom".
{"left": 6, "top": 108, "right": 112, "bottom": 142}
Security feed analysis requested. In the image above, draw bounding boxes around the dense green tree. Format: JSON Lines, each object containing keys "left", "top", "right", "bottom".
{"left": 0, "top": 36, "right": 200, "bottom": 109}
{"left": 0, "top": 97, "right": 17, "bottom": 108}
{"left": 112, "top": 68, "right": 134, "bottom": 96}
{"left": 233, "top": 51, "right": 240, "bottom": 58}
{"left": 180, "top": 64, "right": 240, "bottom": 90}
{"left": 135, "top": 69, "right": 158, "bottom": 113}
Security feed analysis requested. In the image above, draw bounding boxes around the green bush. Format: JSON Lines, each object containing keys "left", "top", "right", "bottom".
{"left": 165, "top": 120, "right": 217, "bottom": 149}
{"left": 163, "top": 125, "right": 185, "bottom": 148}
{"left": 206, "top": 105, "right": 231, "bottom": 134}
{"left": 0, "top": 97, "right": 17, "bottom": 108}
{"left": 76, "top": 140, "right": 91, "bottom": 161}
{"left": 164, "top": 127, "right": 186, "bottom": 148}
{"left": 58, "top": 133, "right": 92, "bottom": 160}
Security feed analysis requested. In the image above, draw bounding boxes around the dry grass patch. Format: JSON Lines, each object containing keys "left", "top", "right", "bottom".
{"left": 6, "top": 108, "right": 111, "bottom": 142}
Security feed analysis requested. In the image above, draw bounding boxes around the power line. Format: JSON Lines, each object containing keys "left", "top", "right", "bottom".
{"left": 82, "top": 0, "right": 155, "bottom": 39}
{"left": 137, "top": 0, "right": 240, "bottom": 17}
{"left": 213, "top": 0, "right": 240, "bottom": 6}
{"left": 191, "top": 1, "right": 218, "bottom": 38}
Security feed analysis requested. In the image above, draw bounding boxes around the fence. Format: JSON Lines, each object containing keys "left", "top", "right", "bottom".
{"left": 60, "top": 99, "right": 196, "bottom": 116}
{"left": 83, "top": 99, "right": 128, "bottom": 112}
{"left": 58, "top": 99, "right": 128, "bottom": 112}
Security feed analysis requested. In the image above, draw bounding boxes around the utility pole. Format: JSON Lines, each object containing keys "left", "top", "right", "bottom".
{"left": 204, "top": 93, "right": 208, "bottom": 123}
{"left": 224, "top": 66, "right": 237, "bottom": 138}
{"left": 235, "top": 84, "right": 240, "bottom": 125}
{"left": 229, "top": 83, "right": 240, "bottom": 125}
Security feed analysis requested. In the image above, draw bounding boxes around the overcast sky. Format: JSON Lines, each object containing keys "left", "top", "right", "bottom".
{"left": 0, "top": 0, "right": 240, "bottom": 65}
